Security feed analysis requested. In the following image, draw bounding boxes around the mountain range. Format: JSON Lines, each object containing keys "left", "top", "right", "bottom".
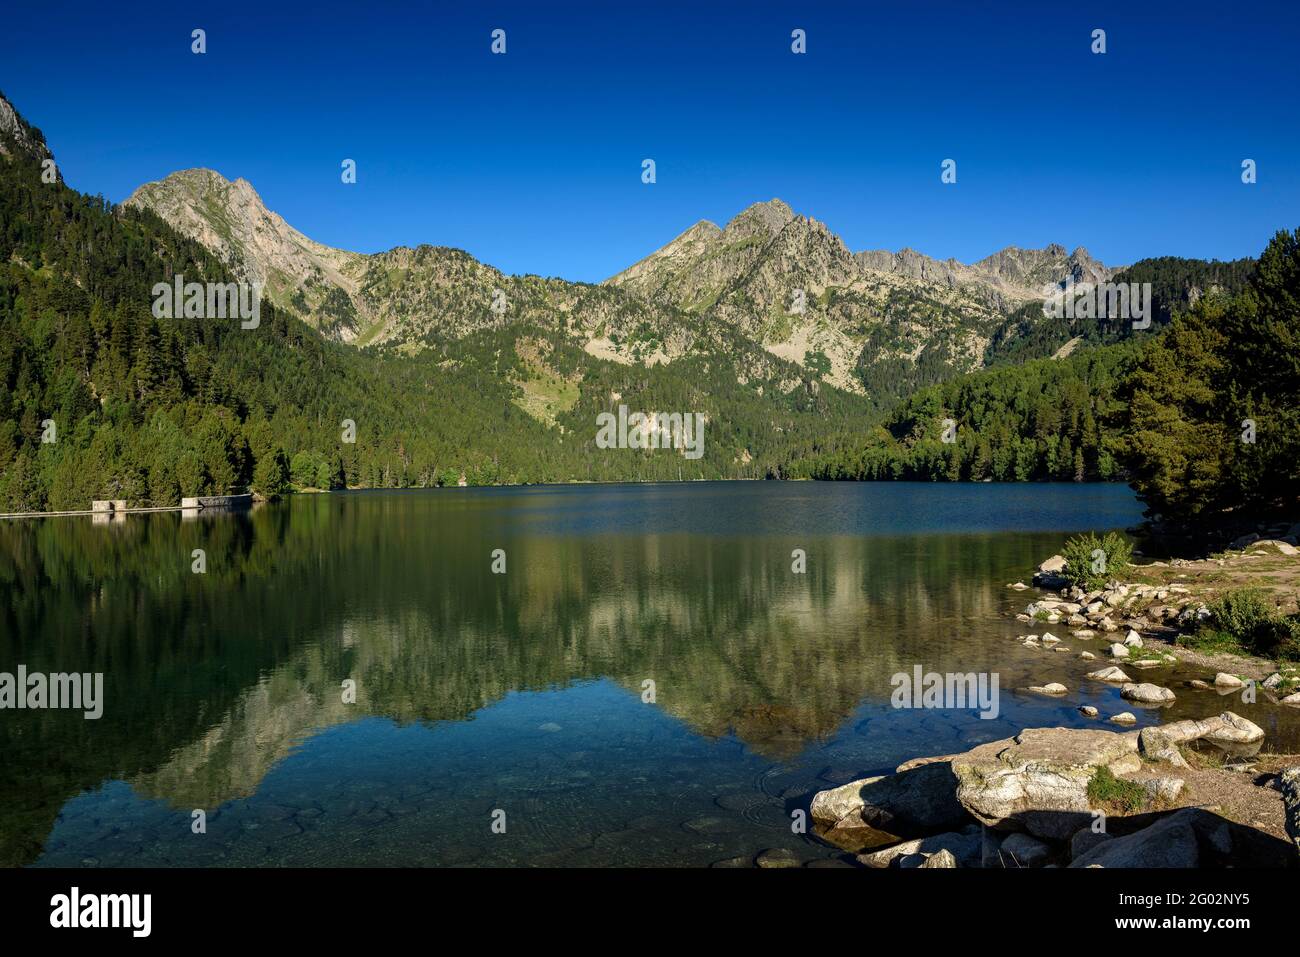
{"left": 125, "top": 164, "right": 1111, "bottom": 402}
{"left": 0, "top": 87, "right": 1264, "bottom": 511}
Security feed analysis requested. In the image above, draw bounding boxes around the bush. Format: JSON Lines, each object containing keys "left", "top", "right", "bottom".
{"left": 1203, "top": 588, "right": 1300, "bottom": 659}
{"left": 1061, "top": 531, "right": 1133, "bottom": 590}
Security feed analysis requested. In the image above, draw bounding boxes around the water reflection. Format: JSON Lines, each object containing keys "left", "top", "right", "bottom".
{"left": 4, "top": 482, "right": 1274, "bottom": 867}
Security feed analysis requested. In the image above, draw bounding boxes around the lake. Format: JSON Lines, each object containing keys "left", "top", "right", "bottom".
{"left": 0, "top": 481, "right": 1279, "bottom": 867}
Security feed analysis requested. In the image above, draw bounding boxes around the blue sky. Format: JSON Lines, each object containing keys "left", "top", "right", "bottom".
{"left": 3, "top": 1, "right": 1297, "bottom": 281}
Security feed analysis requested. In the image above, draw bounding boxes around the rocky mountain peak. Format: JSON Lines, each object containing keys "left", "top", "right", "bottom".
{"left": 0, "top": 91, "right": 53, "bottom": 162}
{"left": 723, "top": 199, "right": 796, "bottom": 240}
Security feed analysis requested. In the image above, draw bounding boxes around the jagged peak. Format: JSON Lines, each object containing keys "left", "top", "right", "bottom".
{"left": 724, "top": 199, "right": 796, "bottom": 237}
{"left": 0, "top": 90, "right": 53, "bottom": 162}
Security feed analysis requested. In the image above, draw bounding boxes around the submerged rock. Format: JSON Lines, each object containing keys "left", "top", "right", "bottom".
{"left": 755, "top": 848, "right": 801, "bottom": 868}
{"left": 1029, "top": 683, "right": 1068, "bottom": 695}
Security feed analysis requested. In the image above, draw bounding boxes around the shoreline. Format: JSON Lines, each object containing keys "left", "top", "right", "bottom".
{"left": 806, "top": 537, "right": 1300, "bottom": 868}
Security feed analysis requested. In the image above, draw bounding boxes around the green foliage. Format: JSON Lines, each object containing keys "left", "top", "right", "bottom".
{"left": 252, "top": 447, "right": 290, "bottom": 498}
{"left": 791, "top": 342, "right": 1137, "bottom": 481}
{"left": 1201, "top": 588, "right": 1300, "bottom": 660}
{"left": 1116, "top": 230, "right": 1300, "bottom": 527}
{"left": 984, "top": 256, "right": 1256, "bottom": 366}
{"left": 1061, "top": 531, "right": 1132, "bottom": 589}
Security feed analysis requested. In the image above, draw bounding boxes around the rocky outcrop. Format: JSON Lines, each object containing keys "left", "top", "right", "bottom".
{"left": 810, "top": 762, "right": 971, "bottom": 841}
{"left": 0, "top": 91, "right": 53, "bottom": 162}
{"left": 950, "top": 727, "right": 1140, "bottom": 840}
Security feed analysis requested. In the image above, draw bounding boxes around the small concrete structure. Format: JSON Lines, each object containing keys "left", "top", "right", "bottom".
{"left": 92, "top": 500, "right": 113, "bottom": 513}
{"left": 182, "top": 493, "right": 253, "bottom": 512}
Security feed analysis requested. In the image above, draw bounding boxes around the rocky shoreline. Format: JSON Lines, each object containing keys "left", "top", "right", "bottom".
{"left": 807, "top": 541, "right": 1300, "bottom": 868}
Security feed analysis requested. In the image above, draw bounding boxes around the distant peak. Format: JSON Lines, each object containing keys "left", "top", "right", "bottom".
{"left": 725, "top": 199, "right": 796, "bottom": 236}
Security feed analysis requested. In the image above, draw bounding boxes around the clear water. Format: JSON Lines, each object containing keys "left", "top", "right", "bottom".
{"left": 1, "top": 482, "right": 1287, "bottom": 867}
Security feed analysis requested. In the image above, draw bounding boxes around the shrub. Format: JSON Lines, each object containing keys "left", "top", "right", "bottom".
{"left": 1203, "top": 588, "right": 1300, "bottom": 659}
{"left": 1061, "top": 531, "right": 1133, "bottom": 590}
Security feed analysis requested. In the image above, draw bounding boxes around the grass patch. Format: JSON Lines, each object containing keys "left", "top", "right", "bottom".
{"left": 1176, "top": 629, "right": 1246, "bottom": 656}
{"left": 1087, "top": 766, "right": 1148, "bottom": 815}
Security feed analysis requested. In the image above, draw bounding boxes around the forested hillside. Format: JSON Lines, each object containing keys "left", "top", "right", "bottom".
{"left": 2, "top": 88, "right": 1295, "bottom": 537}
{"left": 0, "top": 115, "right": 876, "bottom": 511}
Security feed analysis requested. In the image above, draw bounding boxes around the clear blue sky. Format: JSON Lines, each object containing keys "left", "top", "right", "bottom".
{"left": 4, "top": 1, "right": 1297, "bottom": 281}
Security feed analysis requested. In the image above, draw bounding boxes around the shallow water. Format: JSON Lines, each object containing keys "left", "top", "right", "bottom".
{"left": 1, "top": 482, "right": 1292, "bottom": 867}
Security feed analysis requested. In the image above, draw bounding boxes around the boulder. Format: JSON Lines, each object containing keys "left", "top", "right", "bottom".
{"left": 809, "top": 762, "right": 970, "bottom": 836}
{"left": 1109, "top": 712, "right": 1137, "bottom": 725}
{"left": 1123, "top": 629, "right": 1144, "bottom": 647}
{"left": 1079, "top": 705, "right": 1098, "bottom": 717}
{"left": 856, "top": 828, "right": 980, "bottom": 869}
{"left": 1069, "top": 827, "right": 1113, "bottom": 861}
{"left": 1138, "top": 712, "right": 1265, "bottom": 751}
{"left": 1139, "top": 777, "right": 1186, "bottom": 803}
{"left": 1069, "top": 813, "right": 1200, "bottom": 868}
{"left": 1214, "top": 673, "right": 1244, "bottom": 690}
{"left": 1108, "top": 642, "right": 1130, "bottom": 659}
{"left": 950, "top": 727, "right": 1141, "bottom": 840}
{"left": 1121, "top": 682, "right": 1176, "bottom": 704}
{"left": 1038, "top": 555, "right": 1067, "bottom": 574}
{"left": 1201, "top": 711, "right": 1265, "bottom": 746}
{"left": 919, "top": 848, "right": 958, "bottom": 868}
{"left": 1088, "top": 666, "right": 1131, "bottom": 683}
{"left": 999, "top": 832, "right": 1054, "bottom": 867}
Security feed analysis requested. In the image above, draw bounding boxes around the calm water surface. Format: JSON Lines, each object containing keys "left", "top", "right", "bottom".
{"left": 1, "top": 482, "right": 1292, "bottom": 867}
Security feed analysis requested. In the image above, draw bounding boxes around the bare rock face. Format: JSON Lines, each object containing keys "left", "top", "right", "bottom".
{"left": 951, "top": 727, "right": 1141, "bottom": 840}
{"left": 0, "top": 92, "right": 53, "bottom": 162}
